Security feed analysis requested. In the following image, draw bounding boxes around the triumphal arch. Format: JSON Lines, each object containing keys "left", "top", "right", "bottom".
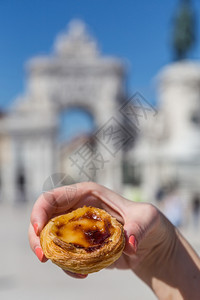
{"left": 0, "top": 21, "right": 126, "bottom": 204}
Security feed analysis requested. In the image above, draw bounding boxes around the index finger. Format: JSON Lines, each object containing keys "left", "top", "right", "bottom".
{"left": 30, "top": 182, "right": 128, "bottom": 236}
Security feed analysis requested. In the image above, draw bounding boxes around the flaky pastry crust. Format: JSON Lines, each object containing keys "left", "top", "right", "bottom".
{"left": 40, "top": 206, "right": 125, "bottom": 274}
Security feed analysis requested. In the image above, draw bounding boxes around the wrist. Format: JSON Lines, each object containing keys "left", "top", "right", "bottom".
{"left": 128, "top": 213, "right": 200, "bottom": 300}
{"left": 133, "top": 214, "right": 177, "bottom": 286}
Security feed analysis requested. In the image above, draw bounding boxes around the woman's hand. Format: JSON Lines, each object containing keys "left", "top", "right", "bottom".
{"left": 29, "top": 182, "right": 160, "bottom": 267}
{"left": 28, "top": 182, "right": 200, "bottom": 299}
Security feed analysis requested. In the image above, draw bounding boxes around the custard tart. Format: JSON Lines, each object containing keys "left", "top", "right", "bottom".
{"left": 40, "top": 206, "right": 125, "bottom": 274}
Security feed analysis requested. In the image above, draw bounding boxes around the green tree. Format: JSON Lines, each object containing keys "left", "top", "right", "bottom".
{"left": 172, "top": 0, "right": 196, "bottom": 60}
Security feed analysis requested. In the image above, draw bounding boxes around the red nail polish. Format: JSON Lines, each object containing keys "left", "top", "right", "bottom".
{"left": 33, "top": 223, "right": 39, "bottom": 235}
{"left": 35, "top": 247, "right": 44, "bottom": 262}
{"left": 129, "top": 235, "right": 138, "bottom": 252}
{"left": 63, "top": 270, "right": 88, "bottom": 279}
{"left": 76, "top": 274, "right": 88, "bottom": 279}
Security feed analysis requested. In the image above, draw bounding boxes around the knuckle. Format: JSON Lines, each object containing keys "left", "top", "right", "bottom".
{"left": 144, "top": 203, "right": 160, "bottom": 224}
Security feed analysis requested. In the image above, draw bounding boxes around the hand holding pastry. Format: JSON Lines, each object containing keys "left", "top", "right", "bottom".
{"left": 29, "top": 182, "right": 200, "bottom": 300}
{"left": 28, "top": 182, "right": 161, "bottom": 275}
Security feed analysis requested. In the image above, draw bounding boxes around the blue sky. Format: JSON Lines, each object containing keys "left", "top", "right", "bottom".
{"left": 0, "top": 1, "right": 200, "bottom": 117}
{"left": 59, "top": 108, "right": 95, "bottom": 142}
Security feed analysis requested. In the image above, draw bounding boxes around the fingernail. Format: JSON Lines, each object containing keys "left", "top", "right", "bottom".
{"left": 63, "top": 270, "right": 88, "bottom": 279}
{"left": 129, "top": 235, "right": 138, "bottom": 252}
{"left": 35, "top": 247, "right": 45, "bottom": 262}
{"left": 76, "top": 274, "right": 88, "bottom": 279}
{"left": 33, "top": 223, "right": 39, "bottom": 236}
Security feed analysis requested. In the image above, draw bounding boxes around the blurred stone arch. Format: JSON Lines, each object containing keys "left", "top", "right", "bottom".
{"left": 0, "top": 20, "right": 126, "bottom": 204}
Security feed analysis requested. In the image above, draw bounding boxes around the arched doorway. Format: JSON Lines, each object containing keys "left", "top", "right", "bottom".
{"left": 58, "top": 107, "right": 96, "bottom": 182}
{"left": 58, "top": 107, "right": 95, "bottom": 142}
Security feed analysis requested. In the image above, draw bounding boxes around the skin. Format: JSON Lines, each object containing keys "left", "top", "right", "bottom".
{"left": 28, "top": 182, "right": 200, "bottom": 300}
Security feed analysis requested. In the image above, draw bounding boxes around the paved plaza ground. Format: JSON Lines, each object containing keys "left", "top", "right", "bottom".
{"left": 0, "top": 203, "right": 199, "bottom": 300}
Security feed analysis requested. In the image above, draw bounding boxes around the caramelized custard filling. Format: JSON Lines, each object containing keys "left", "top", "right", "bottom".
{"left": 51, "top": 210, "right": 114, "bottom": 252}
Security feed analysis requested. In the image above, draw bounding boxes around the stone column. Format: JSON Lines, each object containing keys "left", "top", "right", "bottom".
{"left": 94, "top": 78, "right": 124, "bottom": 193}
{"left": 0, "top": 137, "right": 17, "bottom": 204}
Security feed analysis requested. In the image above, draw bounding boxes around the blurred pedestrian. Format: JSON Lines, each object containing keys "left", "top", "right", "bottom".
{"left": 192, "top": 194, "right": 200, "bottom": 229}
{"left": 162, "top": 185, "right": 183, "bottom": 227}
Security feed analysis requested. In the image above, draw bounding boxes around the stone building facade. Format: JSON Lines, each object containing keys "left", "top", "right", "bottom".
{"left": 132, "top": 61, "right": 200, "bottom": 203}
